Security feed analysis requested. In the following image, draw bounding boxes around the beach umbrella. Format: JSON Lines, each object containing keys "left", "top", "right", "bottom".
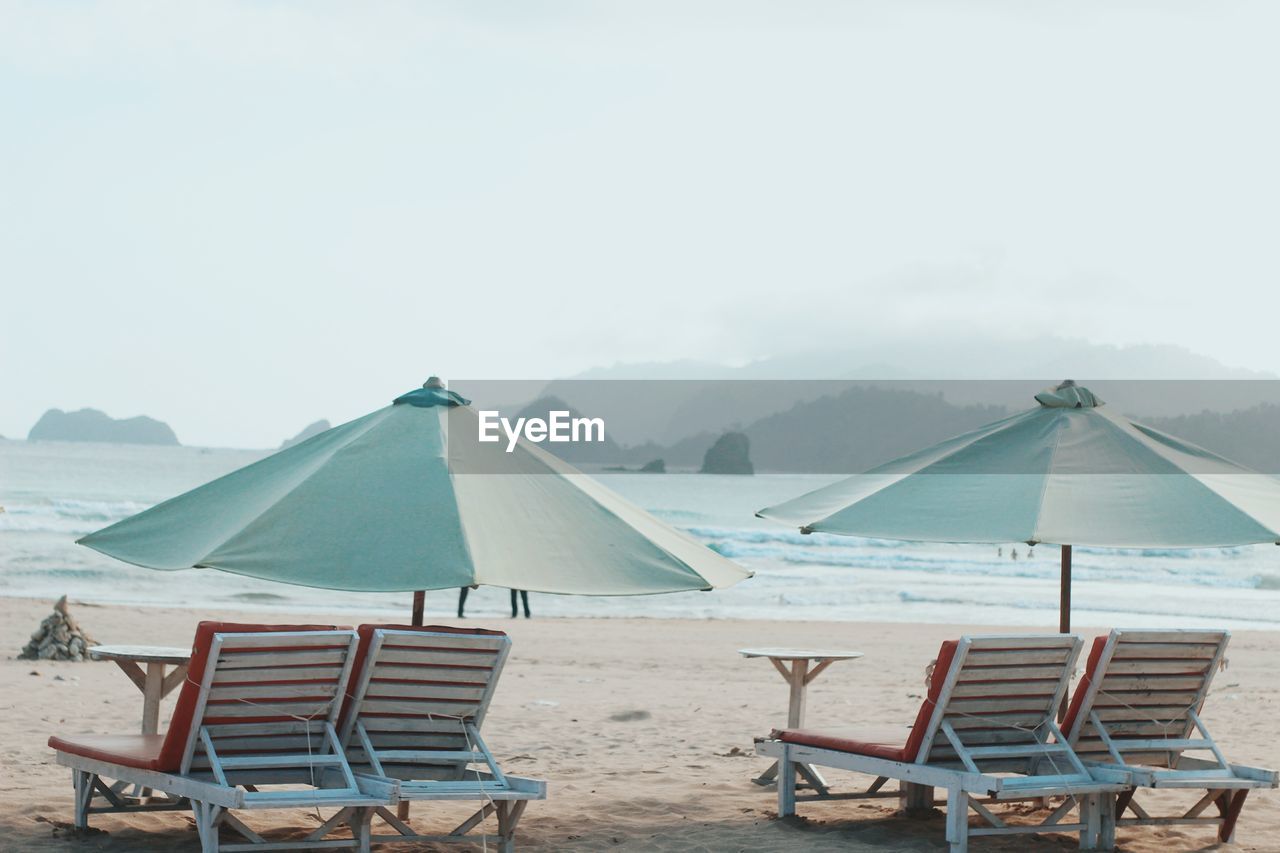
{"left": 758, "top": 380, "right": 1280, "bottom": 633}
{"left": 79, "top": 379, "right": 751, "bottom": 621}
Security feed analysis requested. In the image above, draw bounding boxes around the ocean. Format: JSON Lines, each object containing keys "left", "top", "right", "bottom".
{"left": 2, "top": 440, "right": 1278, "bottom": 628}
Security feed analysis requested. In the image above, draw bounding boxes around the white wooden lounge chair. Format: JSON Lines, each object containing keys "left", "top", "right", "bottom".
{"left": 755, "top": 634, "right": 1130, "bottom": 852}
{"left": 49, "top": 622, "right": 390, "bottom": 852}
{"left": 1062, "top": 628, "right": 1279, "bottom": 845}
{"left": 339, "top": 624, "right": 547, "bottom": 852}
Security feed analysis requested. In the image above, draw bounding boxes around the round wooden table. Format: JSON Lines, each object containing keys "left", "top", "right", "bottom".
{"left": 90, "top": 645, "right": 192, "bottom": 735}
{"left": 740, "top": 647, "right": 863, "bottom": 789}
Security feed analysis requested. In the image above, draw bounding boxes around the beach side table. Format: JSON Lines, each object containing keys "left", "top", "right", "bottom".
{"left": 739, "top": 647, "right": 863, "bottom": 792}
{"left": 90, "top": 645, "right": 192, "bottom": 735}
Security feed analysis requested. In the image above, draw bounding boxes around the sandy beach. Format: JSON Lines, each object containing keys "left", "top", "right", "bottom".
{"left": 1, "top": 597, "right": 1276, "bottom": 852}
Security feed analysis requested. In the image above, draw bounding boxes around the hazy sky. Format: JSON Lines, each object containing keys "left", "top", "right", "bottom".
{"left": 3, "top": 2, "right": 1279, "bottom": 447}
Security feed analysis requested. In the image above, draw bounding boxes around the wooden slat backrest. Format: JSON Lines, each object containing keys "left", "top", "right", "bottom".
{"left": 181, "top": 630, "right": 360, "bottom": 782}
{"left": 341, "top": 628, "right": 511, "bottom": 781}
{"left": 1066, "top": 629, "right": 1229, "bottom": 768}
{"left": 915, "top": 634, "right": 1081, "bottom": 771}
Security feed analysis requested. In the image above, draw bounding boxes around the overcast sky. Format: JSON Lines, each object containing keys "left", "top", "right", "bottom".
{"left": 3, "top": 2, "right": 1278, "bottom": 447}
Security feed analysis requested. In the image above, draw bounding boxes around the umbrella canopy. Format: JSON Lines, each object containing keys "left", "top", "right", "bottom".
{"left": 758, "top": 381, "right": 1280, "bottom": 548}
{"left": 79, "top": 380, "right": 751, "bottom": 596}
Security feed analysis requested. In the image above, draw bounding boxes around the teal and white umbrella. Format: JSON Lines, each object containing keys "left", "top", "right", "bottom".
{"left": 758, "top": 381, "right": 1280, "bottom": 630}
{"left": 80, "top": 380, "right": 750, "bottom": 614}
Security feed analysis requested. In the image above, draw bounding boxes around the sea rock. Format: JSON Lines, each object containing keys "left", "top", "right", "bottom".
{"left": 700, "top": 432, "right": 754, "bottom": 475}
{"left": 639, "top": 458, "right": 666, "bottom": 473}
{"left": 281, "top": 419, "right": 331, "bottom": 449}
{"left": 28, "top": 408, "right": 179, "bottom": 445}
{"left": 20, "top": 596, "right": 96, "bottom": 662}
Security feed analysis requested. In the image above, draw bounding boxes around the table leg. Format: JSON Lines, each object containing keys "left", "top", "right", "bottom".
{"left": 142, "top": 663, "right": 164, "bottom": 735}
{"left": 787, "top": 660, "right": 808, "bottom": 728}
{"left": 754, "top": 658, "right": 830, "bottom": 792}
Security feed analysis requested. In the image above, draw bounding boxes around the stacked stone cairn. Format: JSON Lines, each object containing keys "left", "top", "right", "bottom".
{"left": 20, "top": 596, "right": 95, "bottom": 661}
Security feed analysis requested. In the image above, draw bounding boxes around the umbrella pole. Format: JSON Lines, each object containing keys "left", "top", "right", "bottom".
{"left": 1059, "top": 545, "right": 1072, "bottom": 634}
{"left": 402, "top": 589, "right": 427, "bottom": 823}
{"left": 1058, "top": 544, "right": 1072, "bottom": 722}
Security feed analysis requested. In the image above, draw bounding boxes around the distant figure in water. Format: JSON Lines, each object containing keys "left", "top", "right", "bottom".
{"left": 457, "top": 584, "right": 479, "bottom": 618}
{"left": 1028, "top": 547, "right": 1034, "bottom": 559}
{"left": 1011, "top": 547, "right": 1019, "bottom": 561}
{"left": 511, "top": 589, "right": 531, "bottom": 619}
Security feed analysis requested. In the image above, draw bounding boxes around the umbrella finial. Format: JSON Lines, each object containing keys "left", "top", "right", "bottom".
{"left": 394, "top": 378, "right": 469, "bottom": 408}
{"left": 1035, "top": 380, "right": 1103, "bottom": 409}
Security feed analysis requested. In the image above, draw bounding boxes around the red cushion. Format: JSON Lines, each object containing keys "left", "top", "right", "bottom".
{"left": 1061, "top": 634, "right": 1108, "bottom": 738}
{"left": 340, "top": 624, "right": 509, "bottom": 727}
{"left": 772, "top": 639, "right": 959, "bottom": 764}
{"left": 46, "top": 734, "right": 166, "bottom": 771}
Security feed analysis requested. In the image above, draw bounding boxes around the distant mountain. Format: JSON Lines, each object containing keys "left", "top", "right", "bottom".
{"left": 607, "top": 389, "right": 1280, "bottom": 475}
{"left": 1142, "top": 403, "right": 1280, "bottom": 474}
{"left": 28, "top": 408, "right": 179, "bottom": 445}
{"left": 550, "top": 339, "right": 1276, "bottom": 447}
{"left": 741, "top": 386, "right": 1008, "bottom": 473}
{"left": 511, "top": 396, "right": 624, "bottom": 463}
{"left": 701, "top": 432, "right": 753, "bottom": 475}
{"left": 281, "top": 420, "right": 331, "bottom": 449}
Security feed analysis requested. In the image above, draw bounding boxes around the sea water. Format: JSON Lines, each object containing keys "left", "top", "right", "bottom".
{"left": 2, "top": 440, "right": 1279, "bottom": 628}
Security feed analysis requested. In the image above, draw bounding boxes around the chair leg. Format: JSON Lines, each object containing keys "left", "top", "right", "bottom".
{"left": 496, "top": 800, "right": 529, "bottom": 853}
{"left": 901, "top": 782, "right": 934, "bottom": 815}
{"left": 1113, "top": 789, "right": 1134, "bottom": 820}
{"left": 191, "top": 800, "right": 222, "bottom": 853}
{"left": 1097, "top": 792, "right": 1117, "bottom": 850}
{"left": 1079, "top": 793, "right": 1101, "bottom": 849}
{"left": 946, "top": 788, "right": 968, "bottom": 853}
{"left": 349, "top": 807, "right": 373, "bottom": 853}
{"left": 1219, "top": 789, "right": 1249, "bottom": 843}
{"left": 777, "top": 746, "right": 796, "bottom": 817}
{"left": 72, "top": 770, "right": 93, "bottom": 829}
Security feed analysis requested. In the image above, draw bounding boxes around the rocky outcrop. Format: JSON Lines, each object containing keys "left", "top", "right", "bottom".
{"left": 28, "top": 408, "right": 179, "bottom": 445}
{"left": 281, "top": 419, "right": 331, "bottom": 449}
{"left": 639, "top": 458, "right": 666, "bottom": 473}
{"left": 700, "top": 432, "right": 753, "bottom": 475}
{"left": 20, "top": 596, "right": 95, "bottom": 661}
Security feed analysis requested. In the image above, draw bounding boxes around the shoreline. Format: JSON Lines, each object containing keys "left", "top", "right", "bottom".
{"left": 3, "top": 588, "right": 1278, "bottom": 632}
{"left": 3, "top": 597, "right": 1278, "bottom": 851}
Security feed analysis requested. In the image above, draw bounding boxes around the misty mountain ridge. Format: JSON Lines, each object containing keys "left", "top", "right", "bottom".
{"left": 574, "top": 338, "right": 1273, "bottom": 382}
{"left": 547, "top": 338, "right": 1277, "bottom": 450}
{"left": 585, "top": 390, "right": 1280, "bottom": 475}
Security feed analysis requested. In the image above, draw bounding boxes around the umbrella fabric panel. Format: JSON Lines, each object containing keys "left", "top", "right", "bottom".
{"left": 1033, "top": 473, "right": 1278, "bottom": 547}
{"left": 448, "top": 407, "right": 750, "bottom": 594}
{"left": 78, "top": 394, "right": 753, "bottom": 595}
{"left": 78, "top": 410, "right": 389, "bottom": 571}
{"left": 205, "top": 408, "right": 475, "bottom": 591}
{"left": 804, "top": 474, "right": 1048, "bottom": 543}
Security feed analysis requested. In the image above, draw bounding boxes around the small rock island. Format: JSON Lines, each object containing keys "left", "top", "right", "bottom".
{"left": 28, "top": 408, "right": 179, "bottom": 445}
{"left": 700, "top": 431, "right": 753, "bottom": 475}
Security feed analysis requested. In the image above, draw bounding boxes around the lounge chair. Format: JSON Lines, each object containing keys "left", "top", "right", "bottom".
{"left": 49, "top": 622, "right": 389, "bottom": 852}
{"left": 754, "top": 634, "right": 1129, "bottom": 852}
{"left": 339, "top": 624, "right": 547, "bottom": 851}
{"left": 1062, "top": 628, "right": 1279, "bottom": 845}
